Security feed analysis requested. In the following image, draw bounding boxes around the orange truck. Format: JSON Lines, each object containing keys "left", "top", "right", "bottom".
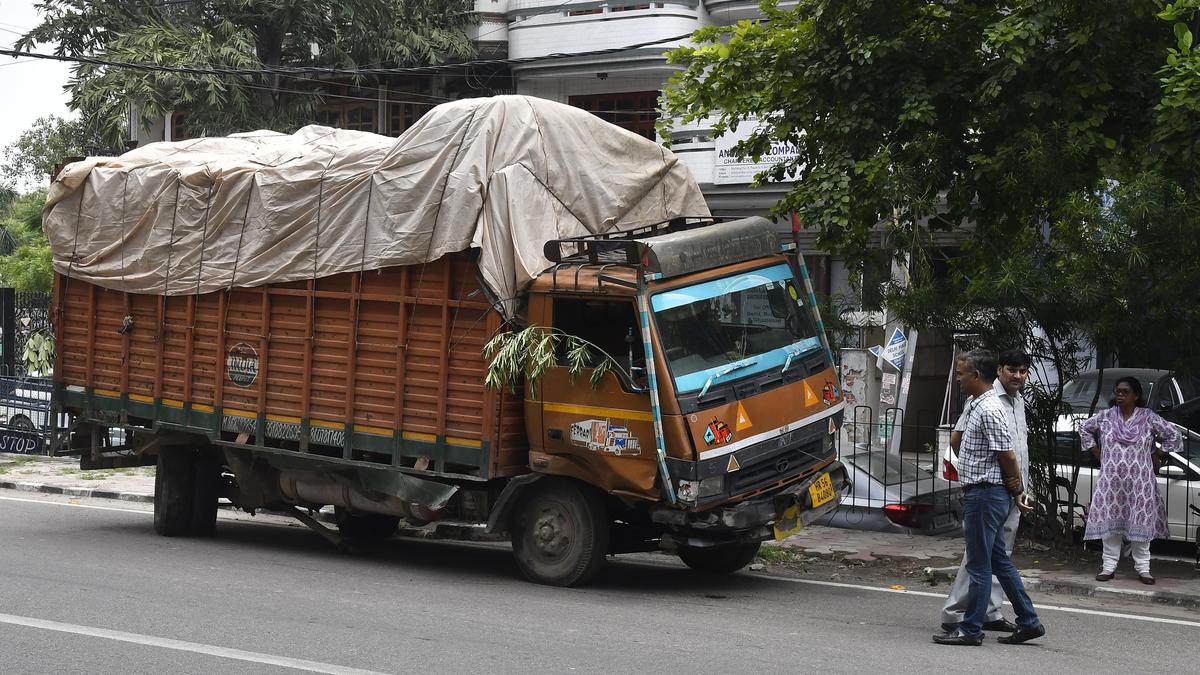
{"left": 46, "top": 97, "right": 847, "bottom": 586}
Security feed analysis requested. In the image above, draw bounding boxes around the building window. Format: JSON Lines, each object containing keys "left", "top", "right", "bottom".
{"left": 387, "top": 101, "right": 433, "bottom": 137}
{"left": 567, "top": 7, "right": 603, "bottom": 16}
{"left": 569, "top": 91, "right": 660, "bottom": 141}
{"left": 170, "top": 112, "right": 191, "bottom": 141}
{"left": 610, "top": 4, "right": 650, "bottom": 11}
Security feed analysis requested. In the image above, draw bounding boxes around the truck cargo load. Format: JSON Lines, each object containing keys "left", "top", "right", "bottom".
{"left": 46, "top": 96, "right": 847, "bottom": 586}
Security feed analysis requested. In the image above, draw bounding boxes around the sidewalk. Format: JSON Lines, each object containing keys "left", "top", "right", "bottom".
{"left": 3, "top": 452, "right": 1199, "bottom": 608}
{"left": 772, "top": 519, "right": 1200, "bottom": 610}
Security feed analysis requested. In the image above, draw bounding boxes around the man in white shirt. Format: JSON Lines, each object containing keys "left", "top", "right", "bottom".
{"left": 939, "top": 349, "right": 1031, "bottom": 633}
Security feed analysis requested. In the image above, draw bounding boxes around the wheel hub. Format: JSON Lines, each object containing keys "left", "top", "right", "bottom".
{"left": 532, "top": 511, "right": 571, "bottom": 558}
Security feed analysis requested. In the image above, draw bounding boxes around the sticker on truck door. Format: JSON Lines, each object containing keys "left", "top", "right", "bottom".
{"left": 569, "top": 419, "right": 641, "bottom": 456}
{"left": 226, "top": 343, "right": 259, "bottom": 387}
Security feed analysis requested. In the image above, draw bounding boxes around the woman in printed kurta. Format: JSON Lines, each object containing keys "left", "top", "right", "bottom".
{"left": 1078, "top": 376, "right": 1181, "bottom": 584}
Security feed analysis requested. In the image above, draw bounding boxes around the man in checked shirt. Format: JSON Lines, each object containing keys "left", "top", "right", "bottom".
{"left": 933, "top": 349, "right": 1046, "bottom": 646}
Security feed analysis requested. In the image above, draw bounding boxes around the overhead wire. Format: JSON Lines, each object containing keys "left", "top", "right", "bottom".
{"left": 0, "top": 32, "right": 692, "bottom": 78}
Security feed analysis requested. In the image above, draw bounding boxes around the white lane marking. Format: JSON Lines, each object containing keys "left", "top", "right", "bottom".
{"left": 759, "top": 574, "right": 1200, "bottom": 627}
{"left": 0, "top": 612, "right": 390, "bottom": 675}
{"left": 0, "top": 494, "right": 149, "bottom": 514}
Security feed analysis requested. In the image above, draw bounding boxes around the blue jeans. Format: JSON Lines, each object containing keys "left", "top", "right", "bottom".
{"left": 960, "top": 485, "right": 1040, "bottom": 636}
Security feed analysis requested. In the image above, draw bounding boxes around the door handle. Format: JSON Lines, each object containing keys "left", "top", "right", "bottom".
{"left": 548, "top": 428, "right": 563, "bottom": 441}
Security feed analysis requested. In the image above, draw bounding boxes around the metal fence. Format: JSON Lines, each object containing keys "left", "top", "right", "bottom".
{"left": 828, "top": 406, "right": 963, "bottom": 534}
{"left": 0, "top": 375, "right": 63, "bottom": 455}
{"left": 828, "top": 404, "right": 1200, "bottom": 545}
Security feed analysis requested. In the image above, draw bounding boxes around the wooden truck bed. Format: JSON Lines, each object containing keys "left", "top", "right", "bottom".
{"left": 53, "top": 252, "right": 529, "bottom": 479}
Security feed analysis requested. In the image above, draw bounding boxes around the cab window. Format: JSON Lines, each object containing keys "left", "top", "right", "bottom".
{"left": 551, "top": 298, "right": 645, "bottom": 388}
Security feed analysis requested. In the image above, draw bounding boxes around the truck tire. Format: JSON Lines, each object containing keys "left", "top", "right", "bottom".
{"left": 677, "top": 542, "right": 761, "bottom": 574}
{"left": 190, "top": 453, "right": 220, "bottom": 537}
{"left": 334, "top": 508, "right": 400, "bottom": 540}
{"left": 510, "top": 480, "right": 609, "bottom": 587}
{"left": 154, "top": 450, "right": 195, "bottom": 537}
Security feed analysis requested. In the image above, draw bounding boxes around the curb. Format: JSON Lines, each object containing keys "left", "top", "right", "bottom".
{"left": 924, "top": 565, "right": 1200, "bottom": 610}
{"left": 0, "top": 480, "right": 153, "bottom": 503}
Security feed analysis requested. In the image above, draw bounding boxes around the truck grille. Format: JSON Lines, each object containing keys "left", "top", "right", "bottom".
{"left": 729, "top": 438, "right": 825, "bottom": 494}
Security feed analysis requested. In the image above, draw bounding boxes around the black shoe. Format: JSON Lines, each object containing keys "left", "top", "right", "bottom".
{"left": 940, "top": 622, "right": 958, "bottom": 633}
{"left": 982, "top": 618, "right": 1019, "bottom": 632}
{"left": 997, "top": 624, "right": 1046, "bottom": 645}
{"left": 933, "top": 628, "right": 984, "bottom": 646}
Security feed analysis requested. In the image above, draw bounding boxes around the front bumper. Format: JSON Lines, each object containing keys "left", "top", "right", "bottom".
{"left": 651, "top": 461, "right": 849, "bottom": 547}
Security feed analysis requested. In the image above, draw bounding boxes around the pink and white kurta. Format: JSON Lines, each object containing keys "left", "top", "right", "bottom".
{"left": 1078, "top": 407, "right": 1181, "bottom": 542}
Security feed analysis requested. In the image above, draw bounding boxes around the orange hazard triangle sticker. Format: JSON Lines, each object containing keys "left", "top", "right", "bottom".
{"left": 736, "top": 402, "right": 752, "bottom": 431}
{"left": 804, "top": 381, "right": 820, "bottom": 407}
{"left": 727, "top": 455, "right": 741, "bottom": 472}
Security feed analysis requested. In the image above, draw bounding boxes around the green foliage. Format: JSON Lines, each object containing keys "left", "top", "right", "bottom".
{"left": 0, "top": 189, "right": 54, "bottom": 291}
{"left": 23, "top": 332, "right": 55, "bottom": 376}
{"left": 662, "top": 0, "right": 1200, "bottom": 369}
{"left": 483, "top": 326, "right": 625, "bottom": 399}
{"left": 18, "top": 1, "right": 479, "bottom": 147}
{"left": 1, "top": 116, "right": 99, "bottom": 189}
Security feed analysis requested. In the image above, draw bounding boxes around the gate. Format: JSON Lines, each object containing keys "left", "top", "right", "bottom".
{"left": 0, "top": 289, "right": 56, "bottom": 454}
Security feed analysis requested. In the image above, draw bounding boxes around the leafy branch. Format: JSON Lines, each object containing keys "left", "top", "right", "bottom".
{"left": 483, "top": 326, "right": 627, "bottom": 399}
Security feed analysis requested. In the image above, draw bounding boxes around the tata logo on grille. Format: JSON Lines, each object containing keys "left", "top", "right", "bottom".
{"left": 775, "top": 457, "right": 790, "bottom": 473}
{"left": 226, "top": 342, "right": 259, "bottom": 387}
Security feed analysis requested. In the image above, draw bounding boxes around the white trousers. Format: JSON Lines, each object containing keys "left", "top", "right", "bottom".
{"left": 1101, "top": 533, "right": 1151, "bottom": 574}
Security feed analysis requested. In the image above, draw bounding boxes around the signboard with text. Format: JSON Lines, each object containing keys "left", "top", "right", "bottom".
{"left": 712, "top": 120, "right": 800, "bottom": 186}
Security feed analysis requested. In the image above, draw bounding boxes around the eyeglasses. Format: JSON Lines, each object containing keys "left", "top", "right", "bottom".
{"left": 1113, "top": 389, "right": 1134, "bottom": 396}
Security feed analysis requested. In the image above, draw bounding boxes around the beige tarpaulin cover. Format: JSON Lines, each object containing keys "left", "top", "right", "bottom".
{"left": 44, "top": 95, "right": 709, "bottom": 317}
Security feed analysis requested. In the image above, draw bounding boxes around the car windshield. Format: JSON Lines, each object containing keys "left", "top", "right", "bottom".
{"left": 847, "top": 451, "right": 924, "bottom": 485}
{"left": 650, "top": 263, "right": 823, "bottom": 392}
{"left": 1062, "top": 374, "right": 1155, "bottom": 413}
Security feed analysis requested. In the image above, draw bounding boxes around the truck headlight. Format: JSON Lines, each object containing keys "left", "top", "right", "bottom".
{"left": 678, "top": 476, "right": 724, "bottom": 502}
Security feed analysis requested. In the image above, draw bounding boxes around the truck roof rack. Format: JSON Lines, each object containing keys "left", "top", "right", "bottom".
{"left": 543, "top": 216, "right": 787, "bottom": 281}
{"left": 543, "top": 216, "right": 718, "bottom": 267}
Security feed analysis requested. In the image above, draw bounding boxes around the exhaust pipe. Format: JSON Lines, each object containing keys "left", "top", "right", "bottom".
{"left": 276, "top": 473, "right": 442, "bottom": 525}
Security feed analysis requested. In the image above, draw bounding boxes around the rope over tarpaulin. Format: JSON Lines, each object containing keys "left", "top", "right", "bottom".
{"left": 43, "top": 96, "right": 710, "bottom": 321}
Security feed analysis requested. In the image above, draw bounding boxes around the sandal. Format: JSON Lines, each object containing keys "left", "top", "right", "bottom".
{"left": 1138, "top": 573, "right": 1156, "bottom": 585}
{"left": 1096, "top": 571, "right": 1115, "bottom": 581}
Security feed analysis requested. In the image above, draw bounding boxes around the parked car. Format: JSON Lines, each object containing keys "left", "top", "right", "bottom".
{"left": 817, "top": 448, "right": 964, "bottom": 535}
{"left": 1055, "top": 368, "right": 1200, "bottom": 446}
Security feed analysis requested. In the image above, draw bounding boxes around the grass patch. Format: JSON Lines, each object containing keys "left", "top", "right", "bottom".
{"left": 757, "top": 545, "right": 804, "bottom": 566}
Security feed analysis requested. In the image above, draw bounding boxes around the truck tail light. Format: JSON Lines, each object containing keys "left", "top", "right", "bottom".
{"left": 883, "top": 503, "right": 932, "bottom": 527}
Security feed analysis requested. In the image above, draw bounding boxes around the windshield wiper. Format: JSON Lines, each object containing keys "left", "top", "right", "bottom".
{"left": 698, "top": 357, "right": 760, "bottom": 399}
{"left": 781, "top": 341, "right": 822, "bottom": 375}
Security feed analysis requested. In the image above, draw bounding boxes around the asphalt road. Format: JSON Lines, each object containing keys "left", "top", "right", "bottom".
{"left": 2, "top": 491, "right": 1198, "bottom": 674}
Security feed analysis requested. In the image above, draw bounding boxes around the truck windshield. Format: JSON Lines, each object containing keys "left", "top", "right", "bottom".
{"left": 651, "top": 263, "right": 824, "bottom": 393}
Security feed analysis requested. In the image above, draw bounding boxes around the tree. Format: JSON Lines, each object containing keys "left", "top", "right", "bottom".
{"left": 660, "top": 0, "right": 1200, "bottom": 537}
{"left": 17, "top": 1, "right": 478, "bottom": 147}
{"left": 0, "top": 189, "right": 54, "bottom": 292}
{"left": 2, "top": 115, "right": 99, "bottom": 189}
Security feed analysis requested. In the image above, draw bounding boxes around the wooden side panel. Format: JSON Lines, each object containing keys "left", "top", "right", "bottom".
{"left": 53, "top": 252, "right": 530, "bottom": 475}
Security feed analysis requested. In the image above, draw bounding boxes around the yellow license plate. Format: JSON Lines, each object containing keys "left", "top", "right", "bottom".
{"left": 809, "top": 472, "right": 835, "bottom": 508}
{"left": 773, "top": 503, "right": 802, "bottom": 541}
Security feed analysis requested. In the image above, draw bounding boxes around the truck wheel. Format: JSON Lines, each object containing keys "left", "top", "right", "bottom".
{"left": 154, "top": 450, "right": 195, "bottom": 537}
{"left": 190, "top": 453, "right": 220, "bottom": 537}
{"left": 510, "top": 480, "right": 609, "bottom": 587}
{"left": 334, "top": 508, "right": 400, "bottom": 539}
{"left": 677, "top": 542, "right": 761, "bottom": 574}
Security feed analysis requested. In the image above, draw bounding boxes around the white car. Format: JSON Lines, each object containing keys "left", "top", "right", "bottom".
{"left": 940, "top": 422, "right": 1200, "bottom": 544}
